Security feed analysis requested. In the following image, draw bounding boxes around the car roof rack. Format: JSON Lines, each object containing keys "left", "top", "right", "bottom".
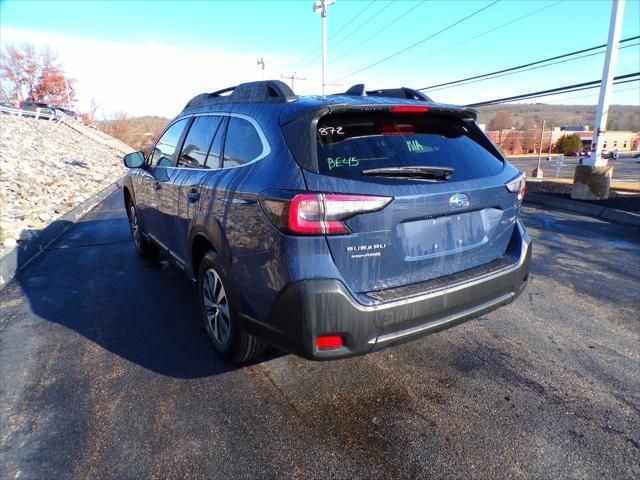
{"left": 184, "top": 80, "right": 297, "bottom": 110}
{"left": 339, "top": 84, "right": 433, "bottom": 102}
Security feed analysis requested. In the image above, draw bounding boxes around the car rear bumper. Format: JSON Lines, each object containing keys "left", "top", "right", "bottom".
{"left": 242, "top": 222, "right": 531, "bottom": 360}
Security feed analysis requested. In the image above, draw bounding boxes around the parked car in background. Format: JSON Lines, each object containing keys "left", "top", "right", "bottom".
{"left": 19, "top": 101, "right": 56, "bottom": 118}
{"left": 55, "top": 107, "right": 79, "bottom": 119}
{"left": 121, "top": 80, "right": 531, "bottom": 363}
{"left": 0, "top": 101, "right": 19, "bottom": 114}
{"left": 565, "top": 151, "right": 579, "bottom": 157}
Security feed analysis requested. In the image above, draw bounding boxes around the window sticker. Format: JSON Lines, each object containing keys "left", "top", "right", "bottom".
{"left": 326, "top": 156, "right": 359, "bottom": 171}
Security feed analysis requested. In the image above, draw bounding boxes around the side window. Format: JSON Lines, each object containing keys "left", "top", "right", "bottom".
{"left": 223, "top": 117, "right": 264, "bottom": 168}
{"left": 178, "top": 116, "right": 222, "bottom": 168}
{"left": 150, "top": 119, "right": 189, "bottom": 167}
{"left": 205, "top": 116, "right": 228, "bottom": 169}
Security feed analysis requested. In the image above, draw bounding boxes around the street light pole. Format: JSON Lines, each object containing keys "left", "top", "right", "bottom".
{"left": 585, "top": 0, "right": 626, "bottom": 167}
{"left": 313, "top": 0, "right": 335, "bottom": 95}
{"left": 534, "top": 120, "right": 546, "bottom": 178}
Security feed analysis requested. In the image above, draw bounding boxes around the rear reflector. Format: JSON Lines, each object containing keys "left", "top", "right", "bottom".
{"left": 390, "top": 105, "right": 430, "bottom": 113}
{"left": 316, "top": 335, "right": 344, "bottom": 349}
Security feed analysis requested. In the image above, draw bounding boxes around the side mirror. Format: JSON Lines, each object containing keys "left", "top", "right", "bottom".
{"left": 123, "top": 151, "right": 145, "bottom": 168}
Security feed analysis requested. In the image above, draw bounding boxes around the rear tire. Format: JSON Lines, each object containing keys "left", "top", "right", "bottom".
{"left": 197, "top": 251, "right": 266, "bottom": 363}
{"left": 127, "top": 198, "right": 158, "bottom": 259}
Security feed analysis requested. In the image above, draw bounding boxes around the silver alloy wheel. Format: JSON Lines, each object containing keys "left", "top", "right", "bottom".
{"left": 129, "top": 204, "right": 140, "bottom": 249}
{"left": 203, "top": 268, "right": 231, "bottom": 345}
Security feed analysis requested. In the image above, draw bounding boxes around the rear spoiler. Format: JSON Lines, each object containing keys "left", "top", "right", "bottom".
{"left": 336, "top": 84, "right": 433, "bottom": 103}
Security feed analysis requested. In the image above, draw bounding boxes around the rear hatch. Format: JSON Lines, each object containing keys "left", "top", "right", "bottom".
{"left": 290, "top": 105, "right": 523, "bottom": 294}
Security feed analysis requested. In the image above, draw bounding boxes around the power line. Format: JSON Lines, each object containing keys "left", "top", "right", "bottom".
{"left": 331, "top": 0, "right": 378, "bottom": 41}
{"left": 330, "top": 0, "right": 398, "bottom": 49}
{"left": 371, "top": 0, "right": 565, "bottom": 80}
{"left": 541, "top": 85, "right": 640, "bottom": 104}
{"left": 328, "top": 0, "right": 427, "bottom": 67}
{"left": 329, "top": 0, "right": 502, "bottom": 84}
{"left": 466, "top": 72, "right": 640, "bottom": 107}
{"left": 420, "top": 35, "right": 640, "bottom": 91}
{"left": 428, "top": 41, "right": 639, "bottom": 93}
{"left": 295, "top": 0, "right": 389, "bottom": 72}
{"left": 469, "top": 76, "right": 639, "bottom": 106}
{"left": 289, "top": 0, "right": 377, "bottom": 70}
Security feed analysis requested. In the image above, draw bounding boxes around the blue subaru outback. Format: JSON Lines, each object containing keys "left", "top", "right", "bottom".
{"left": 122, "top": 81, "right": 531, "bottom": 363}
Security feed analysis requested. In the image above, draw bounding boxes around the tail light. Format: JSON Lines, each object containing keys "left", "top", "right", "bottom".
{"left": 260, "top": 192, "right": 392, "bottom": 235}
{"left": 506, "top": 173, "right": 526, "bottom": 204}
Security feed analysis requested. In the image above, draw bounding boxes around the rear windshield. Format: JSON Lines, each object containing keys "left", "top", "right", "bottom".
{"left": 316, "top": 112, "right": 503, "bottom": 181}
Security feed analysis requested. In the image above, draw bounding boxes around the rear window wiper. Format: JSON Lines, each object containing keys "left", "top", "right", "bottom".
{"left": 362, "top": 166, "right": 453, "bottom": 182}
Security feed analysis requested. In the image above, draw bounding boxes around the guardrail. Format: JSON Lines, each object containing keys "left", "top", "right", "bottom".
{"left": 0, "top": 104, "right": 132, "bottom": 154}
{"left": 0, "top": 105, "right": 60, "bottom": 121}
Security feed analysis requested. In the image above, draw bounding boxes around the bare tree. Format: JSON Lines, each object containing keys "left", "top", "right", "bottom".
{"left": 88, "top": 97, "right": 101, "bottom": 123}
{"left": 488, "top": 111, "right": 513, "bottom": 146}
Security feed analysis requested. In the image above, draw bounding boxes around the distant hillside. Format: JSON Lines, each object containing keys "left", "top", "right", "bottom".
{"left": 96, "top": 116, "right": 169, "bottom": 153}
{"left": 476, "top": 104, "right": 639, "bottom": 132}
{"left": 97, "top": 105, "right": 640, "bottom": 151}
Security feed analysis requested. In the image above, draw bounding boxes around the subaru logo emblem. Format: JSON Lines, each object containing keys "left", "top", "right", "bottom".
{"left": 449, "top": 193, "right": 470, "bottom": 209}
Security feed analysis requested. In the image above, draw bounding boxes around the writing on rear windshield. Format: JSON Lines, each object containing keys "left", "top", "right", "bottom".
{"left": 406, "top": 139, "right": 427, "bottom": 153}
{"left": 318, "top": 126, "right": 345, "bottom": 136}
{"left": 327, "top": 156, "right": 359, "bottom": 171}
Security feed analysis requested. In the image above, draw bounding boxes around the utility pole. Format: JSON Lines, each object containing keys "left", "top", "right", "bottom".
{"left": 257, "top": 57, "right": 266, "bottom": 80}
{"left": 313, "top": 0, "right": 336, "bottom": 95}
{"left": 281, "top": 73, "right": 307, "bottom": 91}
{"left": 64, "top": 76, "right": 72, "bottom": 108}
{"left": 534, "top": 120, "right": 546, "bottom": 178}
{"left": 585, "top": 0, "right": 626, "bottom": 167}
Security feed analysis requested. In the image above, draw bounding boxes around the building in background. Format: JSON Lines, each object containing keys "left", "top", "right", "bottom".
{"left": 485, "top": 127, "right": 638, "bottom": 154}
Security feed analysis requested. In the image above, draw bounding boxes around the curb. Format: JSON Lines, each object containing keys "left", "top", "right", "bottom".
{"left": 524, "top": 192, "right": 640, "bottom": 228}
{"left": 0, "top": 180, "right": 122, "bottom": 290}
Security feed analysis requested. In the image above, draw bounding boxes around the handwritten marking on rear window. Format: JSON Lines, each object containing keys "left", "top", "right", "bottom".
{"left": 406, "top": 140, "right": 427, "bottom": 153}
{"left": 319, "top": 126, "right": 344, "bottom": 136}
{"left": 327, "top": 156, "right": 359, "bottom": 170}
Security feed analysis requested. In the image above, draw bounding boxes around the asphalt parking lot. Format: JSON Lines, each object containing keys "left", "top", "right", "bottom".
{"left": 1, "top": 190, "right": 638, "bottom": 479}
{"left": 507, "top": 154, "right": 640, "bottom": 183}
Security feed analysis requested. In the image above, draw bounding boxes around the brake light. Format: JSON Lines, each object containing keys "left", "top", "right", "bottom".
{"left": 261, "top": 192, "right": 392, "bottom": 236}
{"left": 389, "top": 105, "right": 430, "bottom": 113}
{"left": 506, "top": 173, "right": 526, "bottom": 203}
{"left": 382, "top": 123, "right": 415, "bottom": 135}
{"left": 316, "top": 335, "right": 344, "bottom": 349}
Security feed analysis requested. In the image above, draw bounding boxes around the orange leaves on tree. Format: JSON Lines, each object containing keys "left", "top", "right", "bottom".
{"left": 1, "top": 43, "right": 76, "bottom": 108}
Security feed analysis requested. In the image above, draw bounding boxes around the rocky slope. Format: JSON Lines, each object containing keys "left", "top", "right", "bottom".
{"left": 0, "top": 114, "right": 132, "bottom": 256}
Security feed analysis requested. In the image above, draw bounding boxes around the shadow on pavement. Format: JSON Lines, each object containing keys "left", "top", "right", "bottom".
{"left": 12, "top": 191, "right": 282, "bottom": 378}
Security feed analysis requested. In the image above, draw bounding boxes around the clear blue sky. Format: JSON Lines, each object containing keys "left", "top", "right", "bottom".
{"left": 1, "top": 0, "right": 639, "bottom": 116}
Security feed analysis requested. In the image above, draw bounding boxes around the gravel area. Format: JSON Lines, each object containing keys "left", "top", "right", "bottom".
{"left": 0, "top": 115, "right": 130, "bottom": 256}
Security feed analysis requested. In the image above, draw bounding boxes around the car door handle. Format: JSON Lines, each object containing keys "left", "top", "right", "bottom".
{"left": 187, "top": 189, "right": 200, "bottom": 202}
{"left": 153, "top": 181, "right": 161, "bottom": 191}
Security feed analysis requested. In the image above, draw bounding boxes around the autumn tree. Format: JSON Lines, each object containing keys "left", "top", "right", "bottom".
{"left": 0, "top": 43, "right": 76, "bottom": 107}
{"left": 488, "top": 111, "right": 513, "bottom": 146}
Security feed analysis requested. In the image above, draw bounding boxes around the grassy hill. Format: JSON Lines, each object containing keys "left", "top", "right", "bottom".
{"left": 476, "top": 104, "right": 639, "bottom": 132}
